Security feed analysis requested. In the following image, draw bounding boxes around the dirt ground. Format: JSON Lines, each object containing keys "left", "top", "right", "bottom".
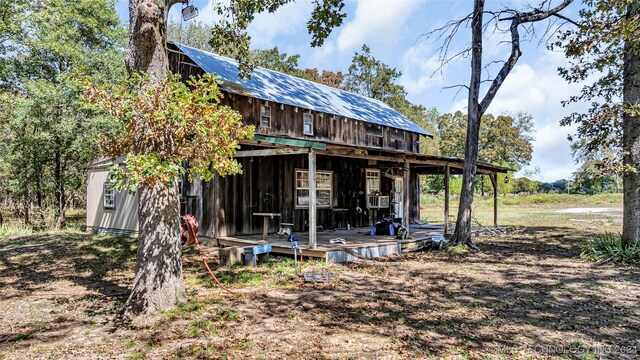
{"left": 1, "top": 204, "right": 639, "bottom": 359}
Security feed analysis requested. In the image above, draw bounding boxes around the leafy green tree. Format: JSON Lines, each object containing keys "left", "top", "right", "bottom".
{"left": 514, "top": 177, "right": 541, "bottom": 194}
{"left": 299, "top": 68, "right": 346, "bottom": 89}
{"left": 345, "top": 44, "right": 406, "bottom": 105}
{"left": 436, "top": 111, "right": 534, "bottom": 169}
{"left": 0, "top": 0, "right": 124, "bottom": 227}
{"left": 344, "top": 44, "right": 440, "bottom": 154}
{"left": 556, "top": 0, "right": 639, "bottom": 245}
{"left": 168, "top": 21, "right": 217, "bottom": 53}
{"left": 86, "top": 73, "right": 253, "bottom": 315}
{"left": 254, "top": 47, "right": 302, "bottom": 75}
{"left": 122, "top": 0, "right": 350, "bottom": 315}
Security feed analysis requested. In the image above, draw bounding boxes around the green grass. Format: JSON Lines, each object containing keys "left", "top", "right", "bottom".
{"left": 421, "top": 193, "right": 622, "bottom": 207}
{"left": 188, "top": 319, "right": 217, "bottom": 336}
{"left": 165, "top": 299, "right": 205, "bottom": 320}
{"left": 0, "top": 224, "right": 33, "bottom": 237}
{"left": 581, "top": 233, "right": 640, "bottom": 265}
{"left": 126, "top": 351, "right": 145, "bottom": 360}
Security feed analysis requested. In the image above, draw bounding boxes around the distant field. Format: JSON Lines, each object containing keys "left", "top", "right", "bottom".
{"left": 420, "top": 193, "right": 624, "bottom": 231}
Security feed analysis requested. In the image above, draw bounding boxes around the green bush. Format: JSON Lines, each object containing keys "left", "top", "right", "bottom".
{"left": 581, "top": 233, "right": 640, "bottom": 265}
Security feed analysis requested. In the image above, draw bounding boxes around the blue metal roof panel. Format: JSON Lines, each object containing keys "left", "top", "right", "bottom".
{"left": 174, "top": 43, "right": 431, "bottom": 136}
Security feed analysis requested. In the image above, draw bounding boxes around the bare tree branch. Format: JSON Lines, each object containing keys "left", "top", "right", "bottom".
{"left": 480, "top": 0, "right": 574, "bottom": 114}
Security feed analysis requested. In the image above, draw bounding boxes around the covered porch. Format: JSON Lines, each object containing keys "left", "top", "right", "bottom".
{"left": 214, "top": 223, "right": 510, "bottom": 263}
{"left": 197, "top": 137, "right": 509, "bottom": 263}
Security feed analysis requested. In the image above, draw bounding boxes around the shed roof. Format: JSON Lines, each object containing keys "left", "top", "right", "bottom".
{"left": 172, "top": 43, "right": 432, "bottom": 137}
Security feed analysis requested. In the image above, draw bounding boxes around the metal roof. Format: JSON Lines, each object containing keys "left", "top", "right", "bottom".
{"left": 173, "top": 43, "right": 432, "bottom": 136}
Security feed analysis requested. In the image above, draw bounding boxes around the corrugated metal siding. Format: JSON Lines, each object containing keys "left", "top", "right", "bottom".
{"left": 325, "top": 243, "right": 402, "bottom": 263}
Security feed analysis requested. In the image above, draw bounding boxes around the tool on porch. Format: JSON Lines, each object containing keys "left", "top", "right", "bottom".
{"left": 276, "top": 222, "right": 294, "bottom": 236}
{"left": 182, "top": 214, "right": 235, "bottom": 295}
{"left": 289, "top": 235, "right": 303, "bottom": 275}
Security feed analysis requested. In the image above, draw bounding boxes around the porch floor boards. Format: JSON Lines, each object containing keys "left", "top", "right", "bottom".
{"left": 215, "top": 224, "right": 450, "bottom": 263}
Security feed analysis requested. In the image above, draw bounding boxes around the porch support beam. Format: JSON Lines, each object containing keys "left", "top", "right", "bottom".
{"left": 491, "top": 173, "right": 498, "bottom": 227}
{"left": 308, "top": 150, "right": 317, "bottom": 249}
{"left": 444, "top": 165, "right": 450, "bottom": 234}
{"left": 234, "top": 147, "right": 310, "bottom": 158}
{"left": 403, "top": 160, "right": 410, "bottom": 229}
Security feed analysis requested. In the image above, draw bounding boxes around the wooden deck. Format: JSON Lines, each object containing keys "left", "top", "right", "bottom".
{"left": 214, "top": 224, "right": 452, "bottom": 263}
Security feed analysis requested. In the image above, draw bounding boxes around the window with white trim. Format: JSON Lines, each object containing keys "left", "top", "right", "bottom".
{"left": 103, "top": 182, "right": 116, "bottom": 209}
{"left": 295, "top": 169, "right": 332, "bottom": 208}
{"left": 365, "top": 169, "right": 380, "bottom": 196}
{"left": 260, "top": 105, "right": 271, "bottom": 128}
{"left": 303, "top": 112, "right": 313, "bottom": 135}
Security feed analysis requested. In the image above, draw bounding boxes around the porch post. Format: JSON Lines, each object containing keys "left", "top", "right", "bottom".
{"left": 491, "top": 173, "right": 498, "bottom": 227}
{"left": 308, "top": 149, "right": 317, "bottom": 249}
{"left": 403, "top": 161, "right": 410, "bottom": 229}
{"left": 444, "top": 165, "right": 450, "bottom": 234}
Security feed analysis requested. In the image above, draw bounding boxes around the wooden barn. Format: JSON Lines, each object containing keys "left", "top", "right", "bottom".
{"left": 86, "top": 43, "right": 509, "bottom": 262}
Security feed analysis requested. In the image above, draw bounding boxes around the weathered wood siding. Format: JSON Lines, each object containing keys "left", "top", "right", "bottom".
{"left": 222, "top": 95, "right": 420, "bottom": 153}
{"left": 202, "top": 154, "right": 398, "bottom": 237}
{"left": 168, "top": 47, "right": 422, "bottom": 154}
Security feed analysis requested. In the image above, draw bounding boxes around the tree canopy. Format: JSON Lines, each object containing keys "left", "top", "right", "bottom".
{"left": 0, "top": 0, "right": 125, "bottom": 227}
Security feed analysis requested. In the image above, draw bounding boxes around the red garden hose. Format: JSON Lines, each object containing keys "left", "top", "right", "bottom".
{"left": 185, "top": 218, "right": 236, "bottom": 295}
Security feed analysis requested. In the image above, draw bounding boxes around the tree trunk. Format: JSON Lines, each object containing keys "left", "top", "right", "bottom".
{"left": 53, "top": 147, "right": 65, "bottom": 228}
{"left": 126, "top": 0, "right": 176, "bottom": 76}
{"left": 23, "top": 194, "right": 29, "bottom": 225}
{"left": 622, "top": 4, "right": 640, "bottom": 246}
{"left": 450, "top": 0, "right": 484, "bottom": 248}
{"left": 124, "top": 0, "right": 187, "bottom": 315}
{"left": 35, "top": 173, "right": 45, "bottom": 226}
{"left": 124, "top": 181, "right": 186, "bottom": 315}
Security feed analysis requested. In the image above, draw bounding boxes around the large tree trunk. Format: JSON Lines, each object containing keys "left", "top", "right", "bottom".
{"left": 622, "top": 4, "right": 640, "bottom": 246}
{"left": 123, "top": 0, "right": 187, "bottom": 315}
{"left": 450, "top": 0, "right": 484, "bottom": 248}
{"left": 125, "top": 181, "right": 186, "bottom": 315}
{"left": 126, "top": 0, "right": 175, "bottom": 76}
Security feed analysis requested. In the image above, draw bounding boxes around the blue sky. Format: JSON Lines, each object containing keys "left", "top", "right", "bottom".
{"left": 115, "top": 0, "right": 587, "bottom": 182}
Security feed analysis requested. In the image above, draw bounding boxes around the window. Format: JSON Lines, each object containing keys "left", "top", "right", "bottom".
{"left": 295, "top": 170, "right": 332, "bottom": 208}
{"left": 365, "top": 169, "right": 380, "bottom": 195}
{"left": 303, "top": 112, "right": 313, "bottom": 135}
{"left": 390, "top": 129, "right": 405, "bottom": 142}
{"left": 365, "top": 124, "right": 383, "bottom": 137}
{"left": 260, "top": 105, "right": 271, "bottom": 128}
{"left": 103, "top": 182, "right": 116, "bottom": 209}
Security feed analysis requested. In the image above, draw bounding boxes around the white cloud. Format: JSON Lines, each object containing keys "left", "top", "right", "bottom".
{"left": 399, "top": 43, "right": 443, "bottom": 95}
{"left": 484, "top": 51, "right": 582, "bottom": 118}
{"left": 525, "top": 122, "right": 578, "bottom": 182}
{"left": 445, "top": 49, "right": 585, "bottom": 182}
{"left": 336, "top": 0, "right": 420, "bottom": 52}
{"left": 167, "top": 1, "right": 312, "bottom": 49}
{"left": 247, "top": 1, "right": 315, "bottom": 49}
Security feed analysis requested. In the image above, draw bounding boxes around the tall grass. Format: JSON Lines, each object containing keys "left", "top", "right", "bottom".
{"left": 581, "top": 233, "right": 640, "bottom": 265}
{"left": 0, "top": 224, "right": 34, "bottom": 238}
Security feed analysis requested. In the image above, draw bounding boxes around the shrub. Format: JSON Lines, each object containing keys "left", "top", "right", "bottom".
{"left": 581, "top": 233, "right": 640, "bottom": 265}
